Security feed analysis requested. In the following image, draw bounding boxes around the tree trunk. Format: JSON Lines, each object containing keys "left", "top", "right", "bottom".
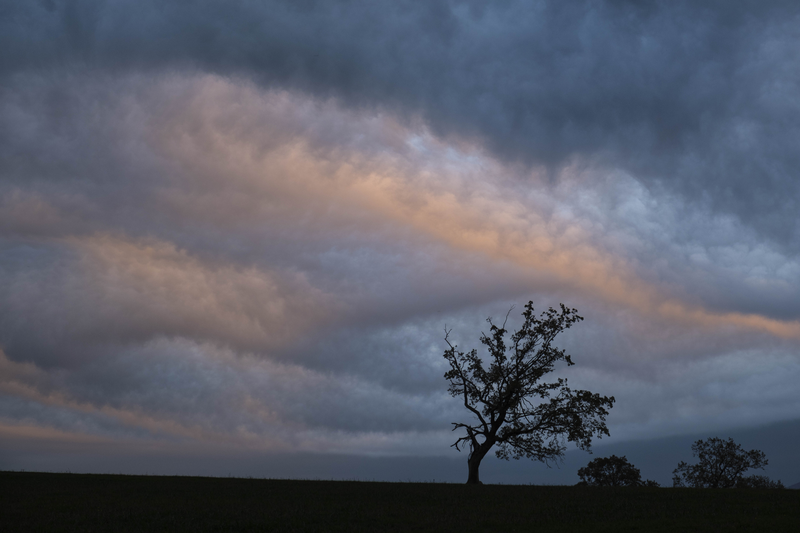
{"left": 466, "top": 446, "right": 490, "bottom": 484}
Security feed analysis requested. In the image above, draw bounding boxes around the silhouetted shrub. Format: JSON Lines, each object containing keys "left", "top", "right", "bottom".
{"left": 577, "top": 455, "right": 659, "bottom": 487}
{"left": 735, "top": 475, "right": 784, "bottom": 489}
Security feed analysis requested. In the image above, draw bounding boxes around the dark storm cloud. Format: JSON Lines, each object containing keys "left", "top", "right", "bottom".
{"left": 3, "top": 0, "right": 800, "bottom": 245}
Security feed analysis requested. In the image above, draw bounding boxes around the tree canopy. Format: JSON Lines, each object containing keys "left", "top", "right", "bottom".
{"left": 672, "top": 437, "right": 779, "bottom": 489}
{"left": 443, "top": 302, "right": 615, "bottom": 484}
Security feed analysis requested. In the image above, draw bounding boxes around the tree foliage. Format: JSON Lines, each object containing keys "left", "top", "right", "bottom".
{"left": 443, "top": 302, "right": 615, "bottom": 484}
{"left": 577, "top": 455, "right": 658, "bottom": 487}
{"left": 672, "top": 437, "right": 779, "bottom": 488}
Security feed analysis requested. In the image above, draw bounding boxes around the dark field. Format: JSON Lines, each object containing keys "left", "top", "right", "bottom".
{"left": 2, "top": 471, "right": 798, "bottom": 532}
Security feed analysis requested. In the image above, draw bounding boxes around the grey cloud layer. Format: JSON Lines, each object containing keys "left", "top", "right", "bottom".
{"left": 4, "top": 0, "right": 800, "bottom": 247}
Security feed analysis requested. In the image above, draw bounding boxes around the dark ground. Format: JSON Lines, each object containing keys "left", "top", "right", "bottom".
{"left": 2, "top": 471, "right": 799, "bottom": 532}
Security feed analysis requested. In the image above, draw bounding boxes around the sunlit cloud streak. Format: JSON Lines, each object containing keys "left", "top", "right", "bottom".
{"left": 4, "top": 0, "right": 800, "bottom": 245}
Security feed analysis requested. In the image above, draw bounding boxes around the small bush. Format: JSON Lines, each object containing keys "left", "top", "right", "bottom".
{"left": 577, "top": 455, "right": 659, "bottom": 487}
{"left": 735, "top": 475, "right": 784, "bottom": 490}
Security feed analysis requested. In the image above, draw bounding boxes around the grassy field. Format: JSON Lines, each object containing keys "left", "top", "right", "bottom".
{"left": 2, "top": 471, "right": 798, "bottom": 532}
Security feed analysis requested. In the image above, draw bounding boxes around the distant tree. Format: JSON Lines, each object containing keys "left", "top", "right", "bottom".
{"left": 672, "top": 437, "right": 779, "bottom": 488}
{"left": 443, "top": 302, "right": 615, "bottom": 484}
{"left": 577, "top": 455, "right": 659, "bottom": 487}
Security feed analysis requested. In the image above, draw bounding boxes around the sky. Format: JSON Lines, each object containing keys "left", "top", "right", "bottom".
{"left": 1, "top": 0, "right": 799, "bottom": 485}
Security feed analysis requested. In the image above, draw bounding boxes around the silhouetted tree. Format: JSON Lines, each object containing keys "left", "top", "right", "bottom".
{"left": 443, "top": 302, "right": 615, "bottom": 484}
{"left": 577, "top": 455, "right": 659, "bottom": 487}
{"left": 672, "top": 437, "right": 778, "bottom": 488}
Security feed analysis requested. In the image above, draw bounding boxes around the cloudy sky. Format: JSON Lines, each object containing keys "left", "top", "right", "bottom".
{"left": 2, "top": 0, "right": 800, "bottom": 484}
